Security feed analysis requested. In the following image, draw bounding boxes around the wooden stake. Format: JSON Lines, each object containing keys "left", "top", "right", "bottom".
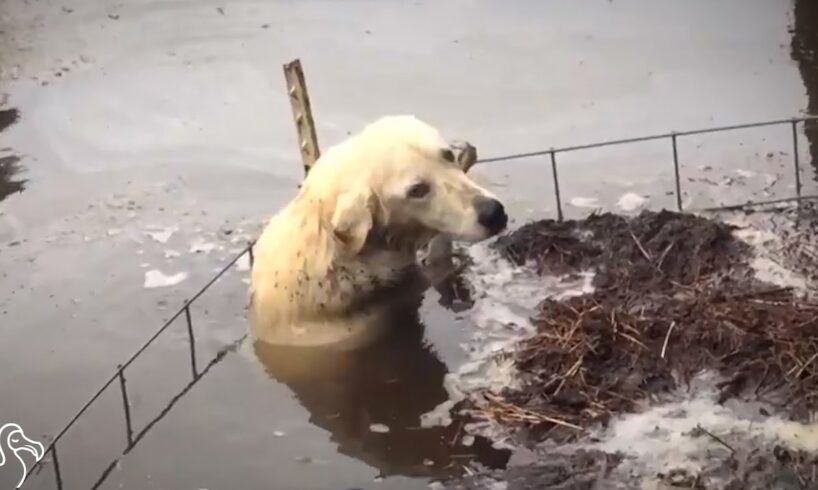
{"left": 283, "top": 59, "right": 320, "bottom": 176}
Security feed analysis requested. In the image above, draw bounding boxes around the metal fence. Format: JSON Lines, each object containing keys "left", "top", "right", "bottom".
{"left": 479, "top": 115, "right": 818, "bottom": 219}
{"left": 22, "top": 243, "right": 256, "bottom": 490}
{"left": 21, "top": 114, "right": 818, "bottom": 489}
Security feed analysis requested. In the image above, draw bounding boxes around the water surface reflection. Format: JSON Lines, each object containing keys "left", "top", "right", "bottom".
{"left": 253, "top": 281, "right": 509, "bottom": 479}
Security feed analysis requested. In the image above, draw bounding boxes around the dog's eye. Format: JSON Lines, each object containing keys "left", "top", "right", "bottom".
{"left": 440, "top": 149, "right": 455, "bottom": 163}
{"left": 406, "top": 181, "right": 431, "bottom": 199}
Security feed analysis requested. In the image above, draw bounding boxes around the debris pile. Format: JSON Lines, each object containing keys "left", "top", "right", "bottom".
{"left": 469, "top": 211, "right": 818, "bottom": 443}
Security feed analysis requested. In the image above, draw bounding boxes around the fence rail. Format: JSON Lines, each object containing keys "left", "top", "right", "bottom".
{"left": 23, "top": 242, "right": 255, "bottom": 489}
{"left": 477, "top": 115, "right": 818, "bottom": 219}
{"left": 22, "top": 114, "right": 818, "bottom": 489}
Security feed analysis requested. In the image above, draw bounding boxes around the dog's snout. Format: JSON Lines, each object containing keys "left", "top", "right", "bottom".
{"left": 474, "top": 197, "right": 507, "bottom": 234}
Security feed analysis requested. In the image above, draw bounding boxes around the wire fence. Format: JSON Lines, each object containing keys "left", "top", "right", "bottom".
{"left": 478, "top": 115, "right": 818, "bottom": 219}
{"left": 22, "top": 242, "right": 256, "bottom": 490}
{"left": 20, "top": 114, "right": 818, "bottom": 490}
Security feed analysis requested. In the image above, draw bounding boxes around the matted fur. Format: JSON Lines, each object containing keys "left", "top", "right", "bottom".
{"left": 249, "top": 115, "right": 500, "bottom": 347}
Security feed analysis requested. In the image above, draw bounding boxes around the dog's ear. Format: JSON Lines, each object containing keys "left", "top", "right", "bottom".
{"left": 331, "top": 186, "right": 377, "bottom": 255}
{"left": 451, "top": 141, "right": 478, "bottom": 173}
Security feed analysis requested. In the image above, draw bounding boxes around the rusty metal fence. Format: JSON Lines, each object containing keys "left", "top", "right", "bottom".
{"left": 21, "top": 114, "right": 818, "bottom": 490}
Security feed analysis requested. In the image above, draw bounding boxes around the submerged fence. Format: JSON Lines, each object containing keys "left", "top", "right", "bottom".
{"left": 22, "top": 243, "right": 256, "bottom": 490}
{"left": 21, "top": 114, "right": 818, "bottom": 489}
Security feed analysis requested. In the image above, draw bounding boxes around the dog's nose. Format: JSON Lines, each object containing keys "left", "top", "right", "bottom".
{"left": 474, "top": 197, "right": 508, "bottom": 234}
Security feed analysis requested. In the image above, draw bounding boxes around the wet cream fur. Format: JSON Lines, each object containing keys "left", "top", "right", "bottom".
{"left": 249, "top": 115, "right": 498, "bottom": 347}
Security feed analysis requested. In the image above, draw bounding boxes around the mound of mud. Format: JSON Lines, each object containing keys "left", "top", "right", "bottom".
{"left": 456, "top": 210, "right": 818, "bottom": 488}
{"left": 494, "top": 209, "right": 754, "bottom": 294}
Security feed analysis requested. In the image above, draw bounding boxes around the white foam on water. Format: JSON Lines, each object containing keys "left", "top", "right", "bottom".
{"left": 562, "top": 371, "right": 818, "bottom": 480}
{"left": 145, "top": 225, "right": 178, "bottom": 244}
{"left": 369, "top": 423, "right": 390, "bottom": 434}
{"left": 569, "top": 196, "right": 600, "bottom": 209}
{"left": 234, "top": 254, "right": 250, "bottom": 272}
{"left": 143, "top": 269, "right": 187, "bottom": 288}
{"left": 189, "top": 240, "right": 218, "bottom": 254}
{"left": 727, "top": 216, "right": 812, "bottom": 294}
{"left": 616, "top": 192, "right": 647, "bottom": 212}
{"left": 421, "top": 243, "right": 594, "bottom": 430}
{"left": 750, "top": 256, "right": 809, "bottom": 291}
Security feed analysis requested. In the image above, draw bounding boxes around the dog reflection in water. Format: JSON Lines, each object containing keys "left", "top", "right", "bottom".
{"left": 252, "top": 279, "right": 509, "bottom": 479}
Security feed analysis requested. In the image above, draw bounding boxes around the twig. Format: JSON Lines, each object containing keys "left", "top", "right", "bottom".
{"left": 660, "top": 321, "right": 676, "bottom": 359}
{"left": 481, "top": 393, "right": 584, "bottom": 431}
{"left": 795, "top": 352, "right": 818, "bottom": 379}
{"left": 618, "top": 331, "right": 648, "bottom": 350}
{"left": 695, "top": 424, "right": 735, "bottom": 453}
{"left": 554, "top": 357, "right": 584, "bottom": 396}
{"left": 725, "top": 286, "right": 793, "bottom": 302}
{"left": 535, "top": 414, "right": 583, "bottom": 431}
{"left": 630, "top": 231, "right": 652, "bottom": 262}
{"left": 656, "top": 241, "right": 675, "bottom": 270}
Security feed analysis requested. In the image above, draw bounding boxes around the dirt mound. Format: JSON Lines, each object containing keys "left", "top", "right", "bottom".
{"left": 494, "top": 209, "right": 754, "bottom": 293}
{"left": 471, "top": 210, "right": 818, "bottom": 443}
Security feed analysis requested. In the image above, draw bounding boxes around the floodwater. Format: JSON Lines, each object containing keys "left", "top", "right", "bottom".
{"left": 1, "top": 0, "right": 817, "bottom": 488}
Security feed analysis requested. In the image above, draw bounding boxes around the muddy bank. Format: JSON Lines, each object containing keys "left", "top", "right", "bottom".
{"left": 444, "top": 210, "right": 818, "bottom": 489}
{"left": 0, "top": 107, "right": 24, "bottom": 202}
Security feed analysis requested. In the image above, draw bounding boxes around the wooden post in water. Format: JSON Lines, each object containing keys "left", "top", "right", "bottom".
{"left": 283, "top": 59, "right": 321, "bottom": 176}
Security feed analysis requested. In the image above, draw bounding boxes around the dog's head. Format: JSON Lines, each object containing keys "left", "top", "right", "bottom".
{"left": 312, "top": 116, "right": 507, "bottom": 255}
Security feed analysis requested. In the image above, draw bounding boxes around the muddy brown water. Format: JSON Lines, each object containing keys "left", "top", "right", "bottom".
{"left": 2, "top": 0, "right": 818, "bottom": 489}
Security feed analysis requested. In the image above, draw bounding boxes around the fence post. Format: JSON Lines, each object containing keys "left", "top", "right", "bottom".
{"left": 550, "top": 151, "right": 564, "bottom": 222}
{"left": 117, "top": 367, "right": 134, "bottom": 448}
{"left": 283, "top": 59, "right": 321, "bottom": 176}
{"left": 792, "top": 119, "right": 803, "bottom": 200}
{"left": 184, "top": 303, "right": 198, "bottom": 379}
{"left": 51, "top": 444, "right": 63, "bottom": 490}
{"left": 671, "top": 134, "right": 683, "bottom": 212}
